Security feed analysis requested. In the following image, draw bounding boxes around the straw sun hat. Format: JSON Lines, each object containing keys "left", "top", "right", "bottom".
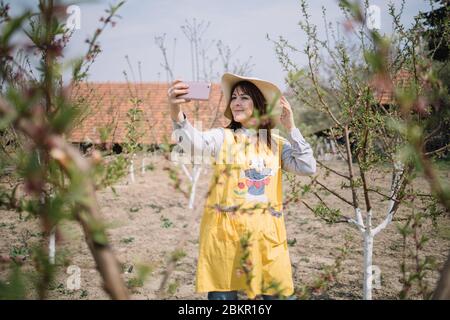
{"left": 221, "top": 73, "right": 282, "bottom": 127}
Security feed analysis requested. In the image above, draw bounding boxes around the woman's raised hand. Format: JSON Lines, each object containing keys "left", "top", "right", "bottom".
{"left": 167, "top": 79, "right": 191, "bottom": 106}
{"left": 279, "top": 96, "right": 296, "bottom": 131}
{"left": 168, "top": 79, "right": 191, "bottom": 122}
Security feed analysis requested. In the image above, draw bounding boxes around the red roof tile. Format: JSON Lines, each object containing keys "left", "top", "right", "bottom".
{"left": 372, "top": 69, "right": 414, "bottom": 105}
{"left": 67, "top": 82, "right": 230, "bottom": 144}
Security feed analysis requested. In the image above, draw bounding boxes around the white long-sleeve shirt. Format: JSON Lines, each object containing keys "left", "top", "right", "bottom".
{"left": 172, "top": 113, "right": 316, "bottom": 175}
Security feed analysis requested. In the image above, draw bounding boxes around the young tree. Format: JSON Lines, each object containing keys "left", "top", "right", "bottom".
{"left": 269, "top": 0, "right": 449, "bottom": 299}
{"left": 0, "top": 0, "right": 129, "bottom": 299}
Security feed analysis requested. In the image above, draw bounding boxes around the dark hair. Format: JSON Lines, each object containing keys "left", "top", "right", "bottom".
{"left": 225, "top": 81, "right": 273, "bottom": 150}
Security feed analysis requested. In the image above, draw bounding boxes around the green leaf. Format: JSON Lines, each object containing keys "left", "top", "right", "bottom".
{"left": 170, "top": 249, "right": 186, "bottom": 262}
{"left": 50, "top": 98, "right": 80, "bottom": 134}
{"left": 313, "top": 204, "right": 342, "bottom": 224}
{"left": 92, "top": 229, "right": 108, "bottom": 246}
{"left": 0, "top": 109, "right": 16, "bottom": 130}
{"left": 0, "top": 265, "right": 26, "bottom": 299}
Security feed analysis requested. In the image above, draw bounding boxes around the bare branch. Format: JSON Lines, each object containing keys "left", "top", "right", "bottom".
{"left": 314, "top": 179, "right": 354, "bottom": 207}
{"left": 317, "top": 159, "right": 350, "bottom": 180}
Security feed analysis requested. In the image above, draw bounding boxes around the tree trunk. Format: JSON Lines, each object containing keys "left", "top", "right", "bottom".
{"left": 188, "top": 164, "right": 201, "bottom": 209}
{"left": 49, "top": 228, "right": 56, "bottom": 265}
{"left": 363, "top": 231, "right": 374, "bottom": 300}
{"left": 433, "top": 250, "right": 450, "bottom": 299}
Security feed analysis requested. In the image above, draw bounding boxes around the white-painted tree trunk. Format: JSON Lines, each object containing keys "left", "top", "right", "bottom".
{"left": 37, "top": 178, "right": 56, "bottom": 265}
{"left": 188, "top": 165, "right": 201, "bottom": 209}
{"left": 347, "top": 160, "right": 404, "bottom": 300}
{"left": 349, "top": 208, "right": 377, "bottom": 300}
{"left": 141, "top": 157, "right": 146, "bottom": 174}
{"left": 181, "top": 164, "right": 201, "bottom": 210}
{"left": 49, "top": 228, "right": 56, "bottom": 265}
{"left": 363, "top": 231, "right": 374, "bottom": 300}
{"left": 129, "top": 154, "right": 135, "bottom": 183}
{"left": 330, "top": 139, "right": 337, "bottom": 154}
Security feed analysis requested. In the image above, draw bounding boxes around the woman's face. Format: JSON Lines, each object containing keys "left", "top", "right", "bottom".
{"left": 230, "top": 86, "right": 254, "bottom": 127}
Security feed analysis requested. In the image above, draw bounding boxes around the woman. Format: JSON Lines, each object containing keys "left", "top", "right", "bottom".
{"left": 168, "top": 73, "right": 316, "bottom": 300}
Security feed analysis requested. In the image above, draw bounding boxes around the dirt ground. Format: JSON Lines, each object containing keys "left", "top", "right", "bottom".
{"left": 1, "top": 154, "right": 449, "bottom": 300}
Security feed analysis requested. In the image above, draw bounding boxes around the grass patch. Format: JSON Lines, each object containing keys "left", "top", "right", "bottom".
{"left": 126, "top": 263, "right": 154, "bottom": 290}
{"left": 147, "top": 203, "right": 163, "bottom": 213}
{"left": 437, "top": 224, "right": 450, "bottom": 240}
{"left": 129, "top": 206, "right": 140, "bottom": 213}
{"left": 160, "top": 216, "right": 173, "bottom": 229}
{"left": 120, "top": 237, "right": 135, "bottom": 244}
{"left": 168, "top": 280, "right": 180, "bottom": 295}
{"left": 171, "top": 249, "right": 186, "bottom": 262}
{"left": 287, "top": 238, "right": 297, "bottom": 247}
{"left": 10, "top": 246, "right": 30, "bottom": 258}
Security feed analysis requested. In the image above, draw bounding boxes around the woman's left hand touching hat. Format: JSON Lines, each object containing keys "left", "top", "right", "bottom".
{"left": 279, "top": 96, "right": 296, "bottom": 131}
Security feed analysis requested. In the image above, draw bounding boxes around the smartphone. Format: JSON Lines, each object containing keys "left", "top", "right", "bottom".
{"left": 179, "top": 81, "right": 211, "bottom": 101}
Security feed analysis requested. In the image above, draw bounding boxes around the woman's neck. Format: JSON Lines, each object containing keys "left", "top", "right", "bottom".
{"left": 239, "top": 119, "right": 256, "bottom": 130}
{"left": 239, "top": 122, "right": 251, "bottom": 130}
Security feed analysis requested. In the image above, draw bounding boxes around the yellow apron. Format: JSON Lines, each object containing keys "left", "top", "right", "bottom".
{"left": 196, "top": 129, "right": 294, "bottom": 298}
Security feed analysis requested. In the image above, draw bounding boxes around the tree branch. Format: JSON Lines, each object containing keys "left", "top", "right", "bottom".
{"left": 317, "top": 159, "right": 350, "bottom": 180}
{"left": 344, "top": 126, "right": 360, "bottom": 209}
{"left": 0, "top": 97, "right": 129, "bottom": 300}
{"left": 314, "top": 179, "right": 354, "bottom": 207}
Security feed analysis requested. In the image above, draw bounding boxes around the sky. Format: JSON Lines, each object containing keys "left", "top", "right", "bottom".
{"left": 11, "top": 0, "right": 434, "bottom": 91}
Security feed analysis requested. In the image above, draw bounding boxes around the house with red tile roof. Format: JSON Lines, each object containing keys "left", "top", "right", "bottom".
{"left": 67, "top": 82, "right": 229, "bottom": 146}
{"left": 67, "top": 70, "right": 412, "bottom": 152}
